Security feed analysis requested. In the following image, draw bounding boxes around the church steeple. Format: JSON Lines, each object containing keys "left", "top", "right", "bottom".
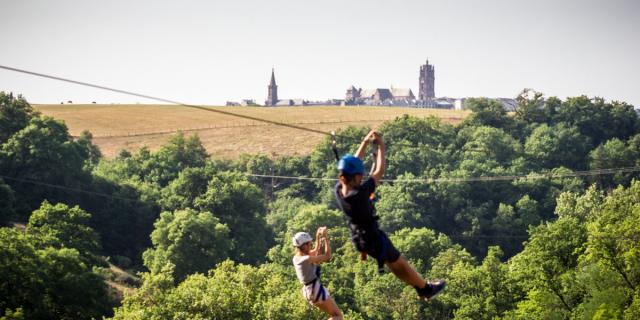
{"left": 267, "top": 68, "right": 278, "bottom": 106}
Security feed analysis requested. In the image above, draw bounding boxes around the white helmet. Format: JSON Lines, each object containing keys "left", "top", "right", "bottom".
{"left": 292, "top": 232, "right": 312, "bottom": 247}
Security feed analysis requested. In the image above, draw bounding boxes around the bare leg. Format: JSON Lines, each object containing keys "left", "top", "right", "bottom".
{"left": 385, "top": 255, "right": 427, "bottom": 288}
{"left": 315, "top": 297, "right": 343, "bottom": 320}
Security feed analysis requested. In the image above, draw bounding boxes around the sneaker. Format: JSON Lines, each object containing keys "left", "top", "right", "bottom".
{"left": 416, "top": 279, "right": 446, "bottom": 301}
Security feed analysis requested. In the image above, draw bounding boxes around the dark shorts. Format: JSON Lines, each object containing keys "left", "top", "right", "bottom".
{"left": 356, "top": 229, "right": 401, "bottom": 264}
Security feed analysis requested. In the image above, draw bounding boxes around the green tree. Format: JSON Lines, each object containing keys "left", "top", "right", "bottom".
{"left": 75, "top": 130, "right": 102, "bottom": 168}
{"left": 0, "top": 228, "right": 112, "bottom": 319}
{"left": 26, "top": 201, "right": 100, "bottom": 265}
{"left": 143, "top": 209, "right": 232, "bottom": 282}
{"left": 271, "top": 155, "right": 315, "bottom": 200}
{"left": 159, "top": 165, "right": 217, "bottom": 211}
{"left": 265, "top": 196, "right": 312, "bottom": 236}
{"left": 509, "top": 217, "right": 588, "bottom": 316}
{"left": 446, "top": 247, "right": 519, "bottom": 320}
{"left": 37, "top": 247, "right": 112, "bottom": 319}
{"left": 554, "top": 185, "right": 604, "bottom": 221}
{"left": 234, "top": 154, "right": 276, "bottom": 199}
{"left": 584, "top": 181, "right": 640, "bottom": 293}
{"left": 490, "top": 195, "right": 542, "bottom": 257}
{"left": 556, "top": 96, "right": 639, "bottom": 147}
{"left": 82, "top": 177, "right": 158, "bottom": 267}
{"left": 461, "top": 97, "right": 515, "bottom": 131}
{"left": 457, "top": 125, "right": 522, "bottom": 167}
{"left": 0, "top": 116, "right": 91, "bottom": 218}
{"left": 511, "top": 169, "right": 585, "bottom": 222}
{"left": 0, "top": 228, "right": 42, "bottom": 318}
{"left": 379, "top": 115, "right": 456, "bottom": 177}
{"left": 353, "top": 273, "right": 423, "bottom": 320}
{"left": 390, "top": 227, "right": 452, "bottom": 273}
{"left": 142, "top": 133, "right": 208, "bottom": 187}
{"left": 514, "top": 88, "right": 547, "bottom": 124}
{"left": 0, "top": 179, "right": 15, "bottom": 225}
{"left": 194, "top": 171, "right": 272, "bottom": 264}
{"left": 524, "top": 123, "right": 590, "bottom": 170}
{"left": 588, "top": 138, "right": 638, "bottom": 187}
{"left": 113, "top": 260, "right": 328, "bottom": 320}
{"left": 96, "top": 133, "right": 208, "bottom": 189}
{"left": 111, "top": 264, "right": 176, "bottom": 319}
{"left": 375, "top": 176, "right": 425, "bottom": 233}
{"left": 0, "top": 92, "right": 38, "bottom": 143}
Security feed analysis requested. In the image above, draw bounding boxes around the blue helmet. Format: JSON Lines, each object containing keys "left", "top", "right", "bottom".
{"left": 338, "top": 154, "right": 365, "bottom": 175}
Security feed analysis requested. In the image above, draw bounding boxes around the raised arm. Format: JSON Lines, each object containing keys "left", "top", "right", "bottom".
{"left": 309, "top": 227, "right": 324, "bottom": 256}
{"left": 321, "top": 228, "right": 331, "bottom": 259}
{"left": 354, "top": 130, "right": 376, "bottom": 160}
{"left": 371, "top": 132, "right": 385, "bottom": 184}
{"left": 308, "top": 228, "right": 332, "bottom": 264}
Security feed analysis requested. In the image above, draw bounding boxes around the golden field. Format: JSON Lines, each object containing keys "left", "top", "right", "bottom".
{"left": 34, "top": 104, "right": 469, "bottom": 159}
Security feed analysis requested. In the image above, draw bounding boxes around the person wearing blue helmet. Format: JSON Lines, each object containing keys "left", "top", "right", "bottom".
{"left": 334, "top": 130, "right": 445, "bottom": 301}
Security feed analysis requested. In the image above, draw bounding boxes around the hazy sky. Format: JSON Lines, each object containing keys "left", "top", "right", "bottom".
{"left": 1, "top": 0, "right": 639, "bottom": 106}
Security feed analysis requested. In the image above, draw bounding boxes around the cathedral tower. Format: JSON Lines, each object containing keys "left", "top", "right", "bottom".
{"left": 266, "top": 68, "right": 278, "bottom": 106}
{"left": 419, "top": 60, "right": 435, "bottom": 101}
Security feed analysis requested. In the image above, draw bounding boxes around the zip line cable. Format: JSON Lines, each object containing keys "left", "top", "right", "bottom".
{"left": 74, "top": 117, "right": 433, "bottom": 138}
{"left": 0, "top": 171, "right": 607, "bottom": 241}
{"left": 2, "top": 65, "right": 639, "bottom": 243}
{"left": 0, "top": 64, "right": 332, "bottom": 136}
{"left": 0, "top": 64, "right": 460, "bottom": 149}
{"left": 2, "top": 169, "right": 638, "bottom": 242}
{"left": 0, "top": 174, "right": 142, "bottom": 203}
{"left": 2, "top": 64, "right": 640, "bottom": 185}
{"left": 246, "top": 166, "right": 640, "bottom": 183}
{"left": 4, "top": 167, "right": 637, "bottom": 206}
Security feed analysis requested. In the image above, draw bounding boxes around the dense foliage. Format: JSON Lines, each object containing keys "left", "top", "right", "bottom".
{"left": 1, "top": 90, "right": 639, "bottom": 319}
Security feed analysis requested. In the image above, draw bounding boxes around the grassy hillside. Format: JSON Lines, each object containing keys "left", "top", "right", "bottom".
{"left": 34, "top": 104, "right": 469, "bottom": 158}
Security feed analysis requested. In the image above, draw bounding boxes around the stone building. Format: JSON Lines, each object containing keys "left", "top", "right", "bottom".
{"left": 391, "top": 87, "right": 415, "bottom": 100}
{"left": 419, "top": 60, "right": 435, "bottom": 102}
{"left": 346, "top": 85, "right": 360, "bottom": 101}
{"left": 345, "top": 86, "right": 415, "bottom": 105}
{"left": 264, "top": 69, "right": 308, "bottom": 106}
{"left": 266, "top": 68, "right": 278, "bottom": 106}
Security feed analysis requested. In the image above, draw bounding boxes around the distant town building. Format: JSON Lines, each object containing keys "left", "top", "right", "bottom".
{"left": 432, "top": 97, "right": 455, "bottom": 109}
{"left": 264, "top": 68, "right": 308, "bottom": 106}
{"left": 257, "top": 61, "right": 519, "bottom": 111}
{"left": 419, "top": 60, "right": 435, "bottom": 102}
{"left": 344, "top": 86, "right": 415, "bottom": 106}
{"left": 266, "top": 68, "right": 278, "bottom": 106}
{"left": 495, "top": 98, "right": 518, "bottom": 111}
{"left": 345, "top": 85, "right": 360, "bottom": 102}
{"left": 273, "top": 99, "right": 308, "bottom": 106}
{"left": 241, "top": 99, "right": 258, "bottom": 106}
{"left": 391, "top": 87, "right": 415, "bottom": 101}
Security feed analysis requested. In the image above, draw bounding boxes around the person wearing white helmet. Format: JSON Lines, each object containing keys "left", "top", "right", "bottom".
{"left": 292, "top": 227, "right": 343, "bottom": 320}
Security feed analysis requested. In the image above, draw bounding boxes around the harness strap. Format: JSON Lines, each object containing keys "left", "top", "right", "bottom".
{"left": 316, "top": 284, "right": 326, "bottom": 302}
{"left": 313, "top": 282, "right": 326, "bottom": 303}
{"left": 305, "top": 277, "right": 318, "bottom": 286}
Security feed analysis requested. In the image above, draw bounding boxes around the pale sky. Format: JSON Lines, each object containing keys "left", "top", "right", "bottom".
{"left": 0, "top": 0, "right": 639, "bottom": 107}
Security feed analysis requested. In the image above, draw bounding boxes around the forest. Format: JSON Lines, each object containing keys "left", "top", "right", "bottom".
{"left": 1, "top": 90, "right": 639, "bottom": 319}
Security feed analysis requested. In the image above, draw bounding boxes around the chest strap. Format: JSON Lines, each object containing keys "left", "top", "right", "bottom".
{"left": 305, "top": 277, "right": 318, "bottom": 286}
